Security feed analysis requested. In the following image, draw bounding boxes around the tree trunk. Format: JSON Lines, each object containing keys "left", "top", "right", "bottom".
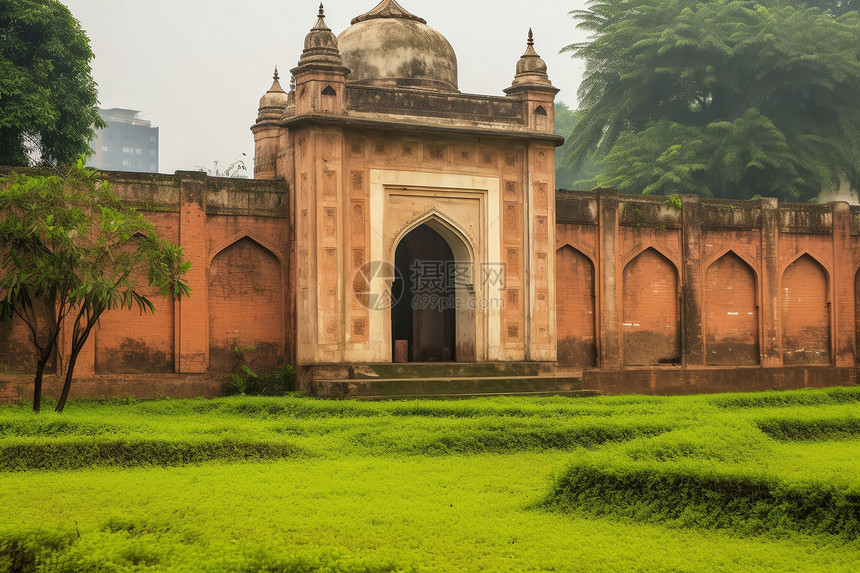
{"left": 32, "top": 359, "right": 45, "bottom": 413}
{"left": 55, "top": 348, "right": 79, "bottom": 413}
{"left": 55, "top": 312, "right": 100, "bottom": 413}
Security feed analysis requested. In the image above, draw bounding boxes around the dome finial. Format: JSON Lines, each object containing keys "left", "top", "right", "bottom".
{"left": 351, "top": 0, "right": 427, "bottom": 25}
{"left": 528, "top": 28, "right": 534, "bottom": 47}
{"left": 273, "top": 66, "right": 279, "bottom": 81}
{"left": 311, "top": 2, "right": 331, "bottom": 32}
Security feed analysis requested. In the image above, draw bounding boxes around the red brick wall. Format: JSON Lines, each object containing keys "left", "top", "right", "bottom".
{"left": 705, "top": 252, "right": 759, "bottom": 365}
{"left": 555, "top": 245, "right": 596, "bottom": 367}
{"left": 622, "top": 248, "right": 680, "bottom": 366}
{"left": 94, "top": 283, "right": 176, "bottom": 374}
{"left": 0, "top": 308, "right": 56, "bottom": 374}
{"left": 208, "top": 237, "right": 284, "bottom": 373}
{"left": 783, "top": 254, "right": 831, "bottom": 364}
{"left": 0, "top": 171, "right": 293, "bottom": 387}
{"left": 855, "top": 270, "right": 860, "bottom": 362}
{"left": 0, "top": 317, "right": 37, "bottom": 373}
{"left": 90, "top": 212, "right": 180, "bottom": 374}
{"left": 5, "top": 167, "right": 860, "bottom": 399}
{"left": 555, "top": 192, "right": 859, "bottom": 378}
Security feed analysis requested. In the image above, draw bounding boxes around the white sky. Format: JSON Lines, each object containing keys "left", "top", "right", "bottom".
{"left": 62, "top": 1, "right": 591, "bottom": 175}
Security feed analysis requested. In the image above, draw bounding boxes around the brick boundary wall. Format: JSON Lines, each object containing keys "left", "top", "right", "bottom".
{"left": 556, "top": 190, "right": 860, "bottom": 377}
{"left": 3, "top": 168, "right": 860, "bottom": 400}
{"left": 583, "top": 366, "right": 858, "bottom": 396}
{"left": 0, "top": 169, "right": 292, "bottom": 392}
{"left": 0, "top": 374, "right": 226, "bottom": 404}
{"left": 1, "top": 367, "right": 855, "bottom": 404}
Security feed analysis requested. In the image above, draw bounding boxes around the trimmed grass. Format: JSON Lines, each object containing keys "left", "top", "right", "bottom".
{"left": 0, "top": 387, "right": 858, "bottom": 571}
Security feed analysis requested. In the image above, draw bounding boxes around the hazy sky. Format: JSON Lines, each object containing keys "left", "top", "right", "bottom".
{"left": 62, "top": 1, "right": 591, "bottom": 175}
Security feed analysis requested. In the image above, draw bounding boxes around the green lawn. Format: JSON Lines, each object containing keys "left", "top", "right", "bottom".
{"left": 1, "top": 387, "right": 857, "bottom": 572}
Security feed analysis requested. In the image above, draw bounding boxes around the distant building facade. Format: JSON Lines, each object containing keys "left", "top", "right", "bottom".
{"left": 87, "top": 108, "right": 159, "bottom": 173}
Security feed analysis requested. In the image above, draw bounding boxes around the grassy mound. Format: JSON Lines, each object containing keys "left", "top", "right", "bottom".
{"left": 0, "top": 526, "right": 410, "bottom": 573}
{"left": 0, "top": 437, "right": 309, "bottom": 472}
{"left": 542, "top": 387, "right": 860, "bottom": 539}
{"left": 708, "top": 386, "right": 860, "bottom": 409}
{"left": 545, "top": 458, "right": 859, "bottom": 538}
{"left": 0, "top": 394, "right": 681, "bottom": 470}
{"left": 755, "top": 414, "right": 860, "bottom": 441}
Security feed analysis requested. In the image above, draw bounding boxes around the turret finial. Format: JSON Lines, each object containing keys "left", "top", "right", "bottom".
{"left": 273, "top": 66, "right": 279, "bottom": 81}
{"left": 296, "top": 0, "right": 346, "bottom": 70}
{"left": 505, "top": 26, "right": 556, "bottom": 92}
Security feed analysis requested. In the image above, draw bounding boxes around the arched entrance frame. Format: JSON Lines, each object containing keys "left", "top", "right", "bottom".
{"left": 391, "top": 214, "right": 476, "bottom": 362}
{"left": 365, "top": 169, "right": 502, "bottom": 363}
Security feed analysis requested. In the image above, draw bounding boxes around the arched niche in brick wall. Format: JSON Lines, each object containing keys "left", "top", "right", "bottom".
{"left": 782, "top": 254, "right": 831, "bottom": 365}
{"left": 95, "top": 232, "right": 176, "bottom": 374}
{"left": 555, "top": 245, "right": 596, "bottom": 368}
{"left": 704, "top": 251, "right": 759, "bottom": 366}
{"left": 855, "top": 269, "right": 860, "bottom": 364}
{"left": 208, "top": 237, "right": 284, "bottom": 373}
{"left": 622, "top": 247, "right": 680, "bottom": 366}
{"left": 94, "top": 282, "right": 176, "bottom": 375}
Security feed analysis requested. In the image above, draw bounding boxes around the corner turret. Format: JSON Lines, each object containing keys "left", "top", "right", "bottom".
{"left": 504, "top": 30, "right": 559, "bottom": 133}
{"left": 256, "top": 67, "right": 288, "bottom": 123}
{"left": 252, "top": 67, "right": 289, "bottom": 179}
{"left": 291, "top": 4, "right": 350, "bottom": 116}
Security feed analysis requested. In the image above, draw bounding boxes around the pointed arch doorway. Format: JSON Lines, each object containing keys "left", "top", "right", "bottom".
{"left": 391, "top": 222, "right": 476, "bottom": 362}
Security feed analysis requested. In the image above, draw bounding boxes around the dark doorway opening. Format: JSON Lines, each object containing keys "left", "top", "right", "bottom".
{"left": 392, "top": 225, "right": 456, "bottom": 362}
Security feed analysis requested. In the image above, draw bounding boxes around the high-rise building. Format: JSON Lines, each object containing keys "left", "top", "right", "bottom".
{"left": 87, "top": 108, "right": 159, "bottom": 173}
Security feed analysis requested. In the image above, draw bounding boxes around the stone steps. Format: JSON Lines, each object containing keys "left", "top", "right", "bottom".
{"left": 310, "top": 374, "right": 599, "bottom": 400}
{"left": 346, "top": 361, "right": 558, "bottom": 379}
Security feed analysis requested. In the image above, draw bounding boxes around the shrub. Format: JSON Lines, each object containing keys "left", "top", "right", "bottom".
{"left": 0, "top": 527, "right": 77, "bottom": 573}
{"left": 226, "top": 548, "right": 413, "bottom": 573}
{"left": 756, "top": 415, "right": 860, "bottom": 441}
{"left": 0, "top": 438, "right": 309, "bottom": 471}
{"left": 545, "top": 459, "right": 860, "bottom": 538}
{"left": 709, "top": 386, "right": 860, "bottom": 409}
{"left": 225, "top": 364, "right": 296, "bottom": 397}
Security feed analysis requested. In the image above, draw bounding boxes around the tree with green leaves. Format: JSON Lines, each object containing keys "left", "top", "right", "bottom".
{"left": 555, "top": 101, "right": 600, "bottom": 190}
{"left": 804, "top": 0, "right": 857, "bottom": 16}
{"left": 0, "top": 162, "right": 190, "bottom": 413}
{"left": 564, "top": 0, "right": 860, "bottom": 201}
{"left": 0, "top": 0, "right": 104, "bottom": 167}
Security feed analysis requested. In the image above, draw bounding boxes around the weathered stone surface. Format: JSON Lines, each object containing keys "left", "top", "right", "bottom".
{"left": 339, "top": 2, "right": 458, "bottom": 92}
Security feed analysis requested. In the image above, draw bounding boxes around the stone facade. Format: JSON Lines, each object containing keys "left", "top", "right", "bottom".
{"left": 253, "top": 2, "right": 561, "bottom": 372}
